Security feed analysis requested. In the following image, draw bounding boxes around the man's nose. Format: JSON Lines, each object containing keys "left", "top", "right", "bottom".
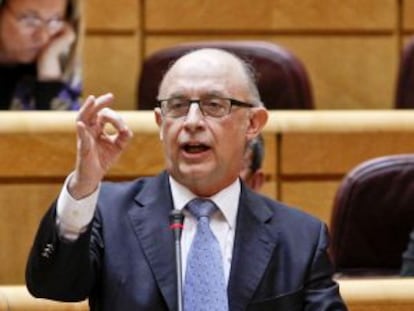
{"left": 184, "top": 102, "right": 204, "bottom": 127}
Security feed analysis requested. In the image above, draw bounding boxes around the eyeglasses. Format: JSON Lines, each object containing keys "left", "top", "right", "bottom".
{"left": 157, "top": 97, "right": 254, "bottom": 118}
{"left": 4, "top": 4, "right": 65, "bottom": 34}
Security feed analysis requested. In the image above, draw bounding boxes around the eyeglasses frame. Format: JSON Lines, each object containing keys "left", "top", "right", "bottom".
{"left": 3, "top": 2, "right": 65, "bottom": 34}
{"left": 157, "top": 97, "right": 254, "bottom": 118}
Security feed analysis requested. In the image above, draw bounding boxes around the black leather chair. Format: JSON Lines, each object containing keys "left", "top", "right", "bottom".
{"left": 395, "top": 37, "right": 414, "bottom": 108}
{"left": 137, "top": 41, "right": 313, "bottom": 110}
{"left": 330, "top": 154, "right": 414, "bottom": 276}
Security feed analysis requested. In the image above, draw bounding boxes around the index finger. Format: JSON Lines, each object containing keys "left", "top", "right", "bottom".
{"left": 78, "top": 93, "right": 114, "bottom": 125}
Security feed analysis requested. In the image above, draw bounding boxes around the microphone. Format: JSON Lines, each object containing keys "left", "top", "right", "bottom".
{"left": 169, "top": 209, "right": 184, "bottom": 311}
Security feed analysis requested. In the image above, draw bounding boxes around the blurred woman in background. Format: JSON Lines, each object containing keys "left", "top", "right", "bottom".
{"left": 0, "top": 0, "right": 82, "bottom": 110}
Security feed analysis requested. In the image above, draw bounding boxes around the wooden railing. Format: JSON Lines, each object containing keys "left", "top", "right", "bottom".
{"left": 0, "top": 286, "right": 87, "bottom": 310}
{"left": 2, "top": 278, "right": 414, "bottom": 310}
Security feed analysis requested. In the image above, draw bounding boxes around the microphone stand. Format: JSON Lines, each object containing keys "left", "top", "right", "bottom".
{"left": 169, "top": 209, "right": 185, "bottom": 311}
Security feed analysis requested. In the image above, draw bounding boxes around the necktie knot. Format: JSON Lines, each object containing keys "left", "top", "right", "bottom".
{"left": 186, "top": 198, "right": 217, "bottom": 220}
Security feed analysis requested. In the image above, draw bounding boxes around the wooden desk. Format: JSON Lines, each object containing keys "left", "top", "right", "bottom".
{"left": 266, "top": 110, "right": 414, "bottom": 226}
{"left": 2, "top": 278, "right": 414, "bottom": 310}
{"left": 339, "top": 277, "right": 414, "bottom": 311}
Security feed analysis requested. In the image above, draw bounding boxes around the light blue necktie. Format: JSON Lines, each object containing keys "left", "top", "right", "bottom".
{"left": 184, "top": 198, "right": 229, "bottom": 311}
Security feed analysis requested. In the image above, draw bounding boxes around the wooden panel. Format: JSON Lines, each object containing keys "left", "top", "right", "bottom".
{"left": 403, "top": 0, "right": 414, "bottom": 31}
{"left": 144, "top": 35, "right": 398, "bottom": 109}
{"left": 281, "top": 132, "right": 414, "bottom": 175}
{"left": 85, "top": 0, "right": 138, "bottom": 31}
{"left": 2, "top": 110, "right": 414, "bottom": 177}
{"left": 0, "top": 286, "right": 87, "bottom": 310}
{"left": 145, "top": 0, "right": 396, "bottom": 31}
{"left": 347, "top": 306, "right": 414, "bottom": 311}
{"left": 281, "top": 181, "right": 340, "bottom": 226}
{"left": 276, "top": 111, "right": 414, "bottom": 225}
{"left": 83, "top": 35, "right": 140, "bottom": 110}
{"left": 0, "top": 112, "right": 162, "bottom": 178}
{"left": 4, "top": 278, "right": 414, "bottom": 311}
{"left": 144, "top": 35, "right": 245, "bottom": 57}
{"left": 339, "top": 278, "right": 414, "bottom": 311}
{"left": 273, "top": 36, "right": 398, "bottom": 110}
{"left": 266, "top": 110, "right": 414, "bottom": 132}
{"left": 0, "top": 133, "right": 75, "bottom": 177}
{"left": 0, "top": 184, "right": 62, "bottom": 283}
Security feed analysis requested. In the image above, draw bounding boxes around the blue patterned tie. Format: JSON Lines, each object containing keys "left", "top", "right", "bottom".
{"left": 184, "top": 198, "right": 229, "bottom": 311}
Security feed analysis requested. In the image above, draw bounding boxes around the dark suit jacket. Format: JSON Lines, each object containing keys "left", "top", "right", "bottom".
{"left": 401, "top": 228, "right": 414, "bottom": 276}
{"left": 26, "top": 171, "right": 347, "bottom": 310}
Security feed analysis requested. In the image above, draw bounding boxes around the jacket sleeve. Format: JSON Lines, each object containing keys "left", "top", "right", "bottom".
{"left": 25, "top": 201, "right": 101, "bottom": 302}
{"left": 303, "top": 223, "right": 348, "bottom": 311}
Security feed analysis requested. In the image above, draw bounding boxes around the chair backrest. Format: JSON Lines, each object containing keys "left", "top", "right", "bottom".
{"left": 137, "top": 41, "right": 313, "bottom": 110}
{"left": 395, "top": 37, "right": 414, "bottom": 108}
{"left": 330, "top": 154, "right": 414, "bottom": 276}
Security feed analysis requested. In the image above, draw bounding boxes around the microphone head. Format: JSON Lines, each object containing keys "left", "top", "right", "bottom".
{"left": 169, "top": 209, "right": 184, "bottom": 240}
{"left": 169, "top": 209, "right": 184, "bottom": 225}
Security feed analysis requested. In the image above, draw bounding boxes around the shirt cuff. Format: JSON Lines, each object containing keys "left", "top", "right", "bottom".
{"left": 56, "top": 172, "right": 101, "bottom": 240}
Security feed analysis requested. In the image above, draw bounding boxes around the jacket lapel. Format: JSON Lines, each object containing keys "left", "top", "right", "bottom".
{"left": 127, "top": 172, "right": 177, "bottom": 311}
{"left": 228, "top": 187, "right": 279, "bottom": 311}
{"left": 125, "top": 175, "right": 278, "bottom": 311}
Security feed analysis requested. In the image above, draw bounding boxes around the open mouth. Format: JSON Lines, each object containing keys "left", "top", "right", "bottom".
{"left": 182, "top": 143, "right": 210, "bottom": 154}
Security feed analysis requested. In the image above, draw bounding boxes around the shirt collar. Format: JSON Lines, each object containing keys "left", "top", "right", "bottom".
{"left": 169, "top": 175, "right": 240, "bottom": 230}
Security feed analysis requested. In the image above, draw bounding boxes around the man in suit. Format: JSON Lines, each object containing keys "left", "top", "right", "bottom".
{"left": 401, "top": 228, "right": 414, "bottom": 276}
{"left": 240, "top": 134, "right": 265, "bottom": 192}
{"left": 26, "top": 48, "right": 347, "bottom": 310}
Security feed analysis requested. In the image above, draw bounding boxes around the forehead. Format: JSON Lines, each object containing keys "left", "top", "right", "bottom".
{"left": 8, "top": 0, "right": 67, "bottom": 14}
{"left": 159, "top": 49, "right": 250, "bottom": 98}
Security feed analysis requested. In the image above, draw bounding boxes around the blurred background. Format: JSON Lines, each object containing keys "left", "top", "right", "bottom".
{"left": 83, "top": 0, "right": 412, "bottom": 110}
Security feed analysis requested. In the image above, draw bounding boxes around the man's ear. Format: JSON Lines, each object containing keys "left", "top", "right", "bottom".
{"left": 246, "top": 107, "right": 268, "bottom": 140}
{"left": 154, "top": 108, "right": 163, "bottom": 141}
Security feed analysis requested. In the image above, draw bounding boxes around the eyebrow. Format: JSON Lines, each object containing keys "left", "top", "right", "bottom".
{"left": 17, "top": 8, "right": 64, "bottom": 19}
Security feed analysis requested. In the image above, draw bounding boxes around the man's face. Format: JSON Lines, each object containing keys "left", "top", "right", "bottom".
{"left": 0, "top": 0, "right": 67, "bottom": 63}
{"left": 155, "top": 50, "right": 267, "bottom": 196}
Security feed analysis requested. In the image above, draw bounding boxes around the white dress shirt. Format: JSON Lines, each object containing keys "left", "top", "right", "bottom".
{"left": 169, "top": 176, "right": 239, "bottom": 283}
{"left": 56, "top": 173, "right": 240, "bottom": 284}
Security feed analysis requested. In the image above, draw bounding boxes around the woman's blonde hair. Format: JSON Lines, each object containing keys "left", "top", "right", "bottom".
{"left": 50, "top": 0, "right": 84, "bottom": 109}
{"left": 61, "top": 0, "right": 83, "bottom": 94}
